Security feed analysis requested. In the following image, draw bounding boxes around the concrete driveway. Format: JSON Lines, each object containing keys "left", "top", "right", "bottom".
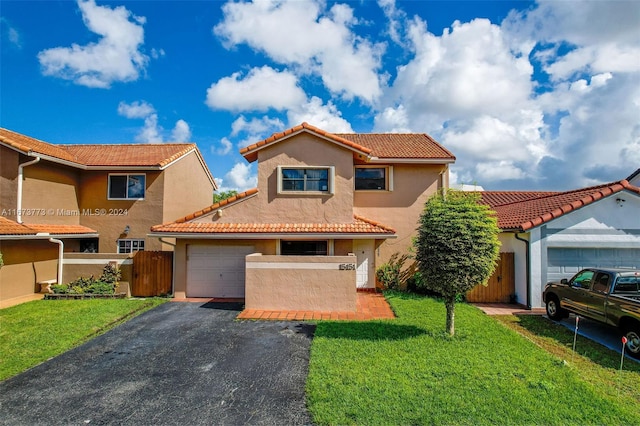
{"left": 0, "top": 301, "right": 315, "bottom": 425}
{"left": 557, "top": 314, "right": 639, "bottom": 363}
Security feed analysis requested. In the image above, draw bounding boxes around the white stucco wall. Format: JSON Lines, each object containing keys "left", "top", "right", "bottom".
{"left": 497, "top": 233, "right": 528, "bottom": 306}
{"left": 528, "top": 190, "right": 640, "bottom": 307}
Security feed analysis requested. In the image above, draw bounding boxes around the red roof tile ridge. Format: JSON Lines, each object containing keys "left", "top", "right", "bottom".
{"left": 354, "top": 214, "right": 396, "bottom": 233}
{"left": 517, "top": 179, "right": 633, "bottom": 231}
{"left": 157, "top": 188, "right": 259, "bottom": 227}
{"left": 240, "top": 122, "right": 372, "bottom": 158}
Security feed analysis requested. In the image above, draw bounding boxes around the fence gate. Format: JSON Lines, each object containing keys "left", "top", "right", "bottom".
{"left": 132, "top": 251, "right": 173, "bottom": 297}
{"left": 466, "top": 252, "right": 515, "bottom": 303}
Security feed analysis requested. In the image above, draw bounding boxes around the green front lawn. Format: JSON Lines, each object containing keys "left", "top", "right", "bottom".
{"left": 306, "top": 291, "right": 640, "bottom": 425}
{"left": 0, "top": 298, "right": 166, "bottom": 381}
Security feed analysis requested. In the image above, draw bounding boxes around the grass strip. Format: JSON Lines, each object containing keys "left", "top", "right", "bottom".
{"left": 306, "top": 291, "right": 640, "bottom": 425}
{"left": 0, "top": 298, "right": 167, "bottom": 381}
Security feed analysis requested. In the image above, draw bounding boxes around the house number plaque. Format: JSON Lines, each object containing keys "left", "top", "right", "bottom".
{"left": 339, "top": 264, "right": 356, "bottom": 270}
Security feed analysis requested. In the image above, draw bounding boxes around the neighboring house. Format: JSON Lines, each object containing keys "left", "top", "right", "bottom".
{"left": 0, "top": 127, "right": 215, "bottom": 307}
{"left": 481, "top": 179, "right": 640, "bottom": 309}
{"left": 150, "top": 122, "right": 455, "bottom": 312}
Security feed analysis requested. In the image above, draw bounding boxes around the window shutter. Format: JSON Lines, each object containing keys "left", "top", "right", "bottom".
{"left": 277, "top": 166, "right": 283, "bottom": 194}
{"left": 329, "top": 166, "right": 335, "bottom": 194}
{"left": 388, "top": 166, "right": 394, "bottom": 191}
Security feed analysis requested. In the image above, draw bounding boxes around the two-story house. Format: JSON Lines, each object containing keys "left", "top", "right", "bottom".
{"left": 0, "top": 127, "right": 215, "bottom": 307}
{"left": 150, "top": 122, "right": 455, "bottom": 312}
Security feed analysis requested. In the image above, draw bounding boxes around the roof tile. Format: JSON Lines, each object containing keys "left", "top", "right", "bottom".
{"left": 481, "top": 180, "right": 640, "bottom": 231}
{"left": 0, "top": 218, "right": 98, "bottom": 236}
{"left": 151, "top": 215, "right": 396, "bottom": 235}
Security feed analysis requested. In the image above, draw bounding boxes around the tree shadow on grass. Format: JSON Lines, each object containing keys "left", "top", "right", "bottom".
{"left": 511, "top": 314, "right": 640, "bottom": 371}
{"left": 314, "top": 321, "right": 428, "bottom": 341}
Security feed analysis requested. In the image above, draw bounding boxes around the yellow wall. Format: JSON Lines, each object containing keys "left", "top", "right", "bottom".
{"left": 162, "top": 151, "right": 215, "bottom": 223}
{"left": 0, "top": 240, "right": 58, "bottom": 305}
{"left": 0, "top": 147, "right": 20, "bottom": 221}
{"left": 354, "top": 163, "right": 446, "bottom": 264}
{"left": 21, "top": 161, "right": 81, "bottom": 225}
{"left": 78, "top": 171, "right": 164, "bottom": 252}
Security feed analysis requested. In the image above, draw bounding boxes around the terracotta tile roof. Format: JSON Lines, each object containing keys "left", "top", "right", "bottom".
{"left": 481, "top": 180, "right": 640, "bottom": 231}
{"left": 0, "top": 128, "right": 76, "bottom": 163}
{"left": 151, "top": 214, "right": 395, "bottom": 236}
{"left": 240, "top": 122, "right": 372, "bottom": 162}
{"left": 61, "top": 144, "right": 197, "bottom": 167}
{"left": 335, "top": 133, "right": 455, "bottom": 160}
{"left": 0, "top": 127, "right": 205, "bottom": 169}
{"left": 164, "top": 188, "right": 260, "bottom": 224}
{"left": 0, "top": 217, "right": 35, "bottom": 235}
{"left": 0, "top": 218, "right": 98, "bottom": 237}
{"left": 479, "top": 191, "right": 559, "bottom": 207}
{"left": 26, "top": 224, "right": 98, "bottom": 235}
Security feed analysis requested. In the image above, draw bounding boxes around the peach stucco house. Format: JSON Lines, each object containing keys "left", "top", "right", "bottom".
{"left": 0, "top": 127, "right": 215, "bottom": 307}
{"left": 150, "top": 123, "right": 455, "bottom": 312}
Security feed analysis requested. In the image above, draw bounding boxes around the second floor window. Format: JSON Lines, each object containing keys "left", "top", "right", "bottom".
{"left": 355, "top": 166, "right": 392, "bottom": 191}
{"left": 278, "top": 166, "right": 334, "bottom": 193}
{"left": 108, "top": 174, "right": 146, "bottom": 200}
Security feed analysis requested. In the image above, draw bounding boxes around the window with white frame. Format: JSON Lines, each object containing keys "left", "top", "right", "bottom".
{"left": 355, "top": 166, "right": 393, "bottom": 191}
{"left": 277, "top": 166, "right": 334, "bottom": 194}
{"left": 117, "top": 239, "right": 145, "bottom": 254}
{"left": 108, "top": 174, "right": 146, "bottom": 200}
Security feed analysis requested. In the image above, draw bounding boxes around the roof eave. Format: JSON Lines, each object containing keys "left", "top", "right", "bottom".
{"left": 148, "top": 232, "right": 397, "bottom": 240}
{"left": 367, "top": 157, "right": 455, "bottom": 164}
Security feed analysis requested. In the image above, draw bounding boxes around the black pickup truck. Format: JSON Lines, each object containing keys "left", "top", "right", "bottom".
{"left": 543, "top": 268, "right": 640, "bottom": 359}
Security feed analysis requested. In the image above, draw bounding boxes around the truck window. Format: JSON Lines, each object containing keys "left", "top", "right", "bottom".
{"left": 592, "top": 273, "right": 610, "bottom": 293}
{"left": 614, "top": 277, "right": 640, "bottom": 293}
{"left": 570, "top": 270, "right": 594, "bottom": 289}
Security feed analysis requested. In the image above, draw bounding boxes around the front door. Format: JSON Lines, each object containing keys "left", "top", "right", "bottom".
{"left": 354, "top": 240, "right": 375, "bottom": 289}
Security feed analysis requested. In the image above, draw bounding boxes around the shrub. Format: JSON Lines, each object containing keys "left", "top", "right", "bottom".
{"left": 376, "top": 253, "right": 413, "bottom": 290}
{"left": 51, "top": 264, "right": 121, "bottom": 295}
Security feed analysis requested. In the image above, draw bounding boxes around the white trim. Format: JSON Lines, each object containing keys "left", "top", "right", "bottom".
{"left": 149, "top": 232, "right": 396, "bottom": 240}
{"left": 277, "top": 165, "right": 334, "bottom": 194}
{"left": 62, "top": 258, "right": 133, "bottom": 265}
{"left": 246, "top": 262, "right": 354, "bottom": 270}
{"left": 0, "top": 233, "right": 98, "bottom": 240}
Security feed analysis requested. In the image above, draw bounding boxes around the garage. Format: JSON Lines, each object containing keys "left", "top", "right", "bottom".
{"left": 547, "top": 248, "right": 640, "bottom": 282}
{"left": 186, "top": 245, "right": 255, "bottom": 298}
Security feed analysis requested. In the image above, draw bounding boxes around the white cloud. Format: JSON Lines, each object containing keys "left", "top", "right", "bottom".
{"left": 230, "top": 115, "right": 285, "bottom": 149}
{"left": 217, "top": 162, "right": 257, "bottom": 192}
{"left": 137, "top": 114, "right": 163, "bottom": 143}
{"left": 37, "top": 0, "right": 149, "bottom": 88}
{"left": 1, "top": 17, "right": 22, "bottom": 48}
{"left": 118, "top": 100, "right": 191, "bottom": 144}
{"left": 171, "top": 119, "right": 191, "bottom": 142}
{"left": 205, "top": 66, "right": 306, "bottom": 112}
{"left": 214, "top": 0, "right": 384, "bottom": 103}
{"left": 215, "top": 138, "right": 233, "bottom": 156}
{"left": 287, "top": 97, "right": 353, "bottom": 132}
{"left": 117, "top": 100, "right": 155, "bottom": 119}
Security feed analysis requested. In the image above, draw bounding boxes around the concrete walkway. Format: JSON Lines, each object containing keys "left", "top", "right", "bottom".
{"left": 473, "top": 303, "right": 545, "bottom": 316}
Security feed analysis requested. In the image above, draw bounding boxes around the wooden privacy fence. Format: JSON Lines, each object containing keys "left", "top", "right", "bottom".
{"left": 132, "top": 251, "right": 173, "bottom": 297}
{"left": 466, "top": 252, "right": 515, "bottom": 303}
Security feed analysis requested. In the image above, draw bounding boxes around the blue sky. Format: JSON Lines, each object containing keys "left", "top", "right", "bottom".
{"left": 1, "top": 0, "right": 639, "bottom": 192}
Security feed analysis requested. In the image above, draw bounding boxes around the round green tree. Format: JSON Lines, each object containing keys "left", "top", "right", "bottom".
{"left": 414, "top": 190, "right": 501, "bottom": 336}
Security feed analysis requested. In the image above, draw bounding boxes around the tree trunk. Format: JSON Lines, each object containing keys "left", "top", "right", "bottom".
{"left": 445, "top": 296, "right": 456, "bottom": 336}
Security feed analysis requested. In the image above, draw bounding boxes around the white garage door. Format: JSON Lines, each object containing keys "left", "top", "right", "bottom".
{"left": 187, "top": 245, "right": 255, "bottom": 298}
{"left": 548, "top": 248, "right": 640, "bottom": 282}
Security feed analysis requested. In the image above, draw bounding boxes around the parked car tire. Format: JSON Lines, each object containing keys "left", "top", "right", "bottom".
{"left": 624, "top": 328, "right": 640, "bottom": 359}
{"left": 545, "top": 296, "right": 567, "bottom": 320}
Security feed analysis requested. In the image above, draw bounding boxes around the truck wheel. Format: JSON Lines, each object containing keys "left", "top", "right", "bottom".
{"left": 624, "top": 328, "right": 640, "bottom": 359}
{"left": 545, "top": 296, "right": 566, "bottom": 320}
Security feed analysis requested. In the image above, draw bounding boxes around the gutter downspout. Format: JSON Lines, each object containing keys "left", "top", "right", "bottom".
{"left": 514, "top": 232, "right": 531, "bottom": 310}
{"left": 159, "top": 238, "right": 176, "bottom": 296}
{"left": 17, "top": 157, "right": 41, "bottom": 223}
{"left": 49, "top": 237, "right": 64, "bottom": 285}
